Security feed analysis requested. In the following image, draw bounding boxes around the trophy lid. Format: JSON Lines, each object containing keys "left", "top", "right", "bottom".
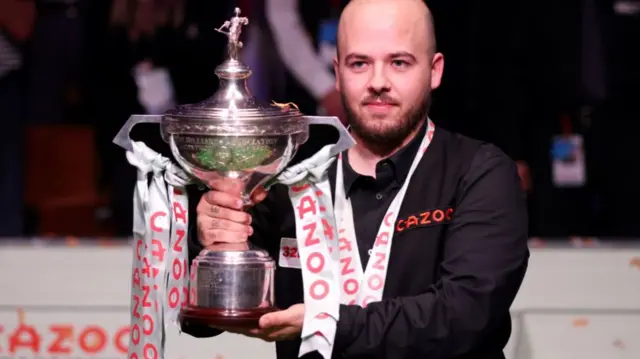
{"left": 164, "top": 7, "right": 301, "bottom": 122}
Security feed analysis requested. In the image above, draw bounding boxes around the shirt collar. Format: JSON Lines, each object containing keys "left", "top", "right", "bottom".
{"left": 342, "top": 121, "right": 428, "bottom": 196}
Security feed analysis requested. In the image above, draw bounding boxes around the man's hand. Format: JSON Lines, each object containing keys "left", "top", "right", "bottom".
{"left": 253, "top": 304, "right": 304, "bottom": 341}
{"left": 321, "top": 89, "right": 346, "bottom": 125}
{"left": 196, "top": 178, "right": 267, "bottom": 247}
{"left": 217, "top": 304, "right": 305, "bottom": 342}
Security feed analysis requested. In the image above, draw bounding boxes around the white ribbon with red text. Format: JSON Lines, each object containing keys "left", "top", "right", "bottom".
{"left": 277, "top": 145, "right": 342, "bottom": 359}
{"left": 126, "top": 141, "right": 192, "bottom": 359}
{"left": 334, "top": 119, "right": 435, "bottom": 307}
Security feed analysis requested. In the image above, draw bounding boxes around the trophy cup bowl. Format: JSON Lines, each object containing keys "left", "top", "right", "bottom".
{"left": 113, "top": 7, "right": 355, "bottom": 330}
{"left": 162, "top": 100, "right": 310, "bottom": 205}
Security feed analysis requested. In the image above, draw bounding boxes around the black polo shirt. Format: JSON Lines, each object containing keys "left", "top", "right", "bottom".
{"left": 340, "top": 123, "right": 426, "bottom": 268}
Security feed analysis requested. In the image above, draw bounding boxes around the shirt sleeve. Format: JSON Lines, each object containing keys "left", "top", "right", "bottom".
{"left": 264, "top": 0, "right": 335, "bottom": 101}
{"left": 334, "top": 144, "right": 530, "bottom": 358}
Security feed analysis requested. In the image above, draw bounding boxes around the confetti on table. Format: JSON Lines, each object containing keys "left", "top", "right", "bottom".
{"left": 613, "top": 338, "right": 626, "bottom": 350}
{"left": 572, "top": 318, "right": 589, "bottom": 327}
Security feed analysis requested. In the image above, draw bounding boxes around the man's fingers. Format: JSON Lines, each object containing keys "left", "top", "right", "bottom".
{"left": 251, "top": 188, "right": 268, "bottom": 204}
{"left": 203, "top": 190, "right": 244, "bottom": 210}
{"left": 244, "top": 327, "right": 291, "bottom": 342}
{"left": 259, "top": 309, "right": 292, "bottom": 329}
{"left": 214, "top": 324, "right": 296, "bottom": 343}
{"left": 206, "top": 242, "right": 249, "bottom": 251}
{"left": 196, "top": 192, "right": 254, "bottom": 246}
{"left": 197, "top": 199, "right": 252, "bottom": 224}
{"left": 259, "top": 304, "right": 304, "bottom": 329}
{"left": 199, "top": 217, "right": 253, "bottom": 235}
{"left": 198, "top": 228, "right": 248, "bottom": 246}
{"left": 211, "top": 325, "right": 252, "bottom": 334}
{"left": 265, "top": 326, "right": 298, "bottom": 341}
{"left": 246, "top": 328, "right": 264, "bottom": 337}
{"left": 210, "top": 325, "right": 271, "bottom": 338}
{"left": 208, "top": 178, "right": 244, "bottom": 195}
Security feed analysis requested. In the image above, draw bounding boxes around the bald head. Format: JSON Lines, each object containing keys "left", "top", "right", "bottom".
{"left": 337, "top": 0, "right": 437, "bottom": 60}
{"left": 332, "top": 0, "right": 444, "bottom": 156}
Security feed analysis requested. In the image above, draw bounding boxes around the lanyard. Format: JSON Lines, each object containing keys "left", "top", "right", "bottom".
{"left": 334, "top": 119, "right": 435, "bottom": 306}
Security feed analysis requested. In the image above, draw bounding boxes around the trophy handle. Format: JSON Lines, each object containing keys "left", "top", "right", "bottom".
{"left": 113, "top": 114, "right": 163, "bottom": 152}
{"left": 304, "top": 116, "right": 356, "bottom": 156}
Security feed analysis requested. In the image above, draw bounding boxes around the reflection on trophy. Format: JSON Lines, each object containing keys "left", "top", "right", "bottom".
{"left": 113, "top": 6, "right": 354, "bottom": 336}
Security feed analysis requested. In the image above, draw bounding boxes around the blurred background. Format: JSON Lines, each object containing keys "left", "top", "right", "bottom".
{"left": 0, "top": 0, "right": 639, "bottom": 358}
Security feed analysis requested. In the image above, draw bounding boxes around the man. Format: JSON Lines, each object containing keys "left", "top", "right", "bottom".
{"left": 185, "top": 0, "right": 529, "bottom": 358}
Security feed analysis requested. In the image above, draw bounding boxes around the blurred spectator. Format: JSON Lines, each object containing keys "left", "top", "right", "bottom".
{"left": 25, "top": 0, "right": 88, "bottom": 126}
{"left": 265, "top": 0, "right": 345, "bottom": 120}
{"left": 0, "top": 0, "right": 35, "bottom": 236}
{"left": 598, "top": 0, "right": 640, "bottom": 237}
{"left": 501, "top": 0, "right": 599, "bottom": 237}
{"left": 84, "top": 0, "right": 233, "bottom": 236}
{"left": 516, "top": 0, "right": 640, "bottom": 237}
{"left": 496, "top": 0, "right": 597, "bottom": 237}
{"left": 423, "top": 0, "right": 533, "bottom": 197}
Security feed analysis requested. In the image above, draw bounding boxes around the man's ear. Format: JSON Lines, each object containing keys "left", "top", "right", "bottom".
{"left": 430, "top": 52, "right": 444, "bottom": 90}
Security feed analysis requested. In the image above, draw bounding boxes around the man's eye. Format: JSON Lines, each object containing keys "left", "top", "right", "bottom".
{"left": 392, "top": 60, "right": 409, "bottom": 68}
{"left": 350, "top": 61, "right": 366, "bottom": 69}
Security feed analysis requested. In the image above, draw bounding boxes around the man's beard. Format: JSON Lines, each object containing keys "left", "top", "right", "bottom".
{"left": 341, "top": 91, "right": 430, "bottom": 156}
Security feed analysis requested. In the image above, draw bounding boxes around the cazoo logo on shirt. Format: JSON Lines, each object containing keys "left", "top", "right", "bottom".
{"left": 396, "top": 207, "right": 455, "bottom": 232}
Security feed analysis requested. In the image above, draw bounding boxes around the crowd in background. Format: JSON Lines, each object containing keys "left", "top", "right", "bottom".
{"left": 1, "top": 0, "right": 639, "bottom": 239}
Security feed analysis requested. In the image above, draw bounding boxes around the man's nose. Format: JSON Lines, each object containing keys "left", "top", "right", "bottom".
{"left": 368, "top": 64, "right": 390, "bottom": 92}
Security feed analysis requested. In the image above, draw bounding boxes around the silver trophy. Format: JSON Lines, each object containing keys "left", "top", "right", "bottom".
{"left": 113, "top": 7, "right": 354, "bottom": 329}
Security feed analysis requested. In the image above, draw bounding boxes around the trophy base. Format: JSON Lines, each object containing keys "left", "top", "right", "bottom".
{"left": 179, "top": 306, "right": 279, "bottom": 330}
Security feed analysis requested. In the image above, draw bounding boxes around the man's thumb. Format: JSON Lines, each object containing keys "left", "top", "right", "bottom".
{"left": 259, "top": 308, "right": 295, "bottom": 328}
{"left": 259, "top": 312, "right": 280, "bottom": 328}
